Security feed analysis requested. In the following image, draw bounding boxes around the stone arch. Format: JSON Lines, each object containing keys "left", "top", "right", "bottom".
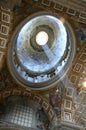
{"left": 0, "top": 88, "right": 57, "bottom": 123}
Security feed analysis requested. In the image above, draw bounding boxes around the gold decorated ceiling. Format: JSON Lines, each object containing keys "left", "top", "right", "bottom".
{"left": 0, "top": 0, "right": 86, "bottom": 129}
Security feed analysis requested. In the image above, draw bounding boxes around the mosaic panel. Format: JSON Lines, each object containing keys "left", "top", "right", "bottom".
{"left": 79, "top": 53, "right": 86, "bottom": 62}
{"left": 54, "top": 3, "right": 63, "bottom": 11}
{"left": 42, "top": 0, "right": 51, "bottom": 6}
{"left": 1, "top": 12, "right": 10, "bottom": 23}
{"left": 0, "top": 25, "right": 9, "bottom": 35}
{"left": 70, "top": 75, "right": 78, "bottom": 84}
{"left": 66, "top": 9, "right": 76, "bottom": 16}
{"left": 0, "top": 37, "right": 7, "bottom": 48}
{"left": 33, "top": 95, "right": 42, "bottom": 104}
{"left": 1, "top": 6, "right": 10, "bottom": 12}
{"left": 64, "top": 100, "right": 72, "bottom": 110}
{"left": 66, "top": 87, "right": 74, "bottom": 98}
{"left": 42, "top": 101, "right": 49, "bottom": 111}
{"left": 78, "top": 18, "right": 86, "bottom": 24}
{"left": 73, "top": 63, "right": 82, "bottom": 73}
{"left": 49, "top": 85, "right": 63, "bottom": 116}
{"left": 79, "top": 13, "right": 86, "bottom": 20}
{"left": 64, "top": 112, "right": 72, "bottom": 121}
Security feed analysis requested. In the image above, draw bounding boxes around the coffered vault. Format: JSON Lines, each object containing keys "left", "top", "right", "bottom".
{"left": 0, "top": 0, "right": 86, "bottom": 130}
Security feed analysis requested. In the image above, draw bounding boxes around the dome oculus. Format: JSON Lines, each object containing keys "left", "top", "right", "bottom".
{"left": 36, "top": 31, "right": 49, "bottom": 46}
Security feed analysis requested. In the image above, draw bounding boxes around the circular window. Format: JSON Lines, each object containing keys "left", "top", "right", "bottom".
{"left": 36, "top": 31, "right": 49, "bottom": 45}
{"left": 7, "top": 12, "right": 76, "bottom": 90}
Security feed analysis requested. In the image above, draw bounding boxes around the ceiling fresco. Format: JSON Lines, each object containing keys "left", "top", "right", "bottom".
{"left": 0, "top": 0, "right": 86, "bottom": 130}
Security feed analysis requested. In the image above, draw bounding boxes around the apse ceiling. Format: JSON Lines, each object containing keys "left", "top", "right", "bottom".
{"left": 0, "top": 0, "right": 86, "bottom": 130}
